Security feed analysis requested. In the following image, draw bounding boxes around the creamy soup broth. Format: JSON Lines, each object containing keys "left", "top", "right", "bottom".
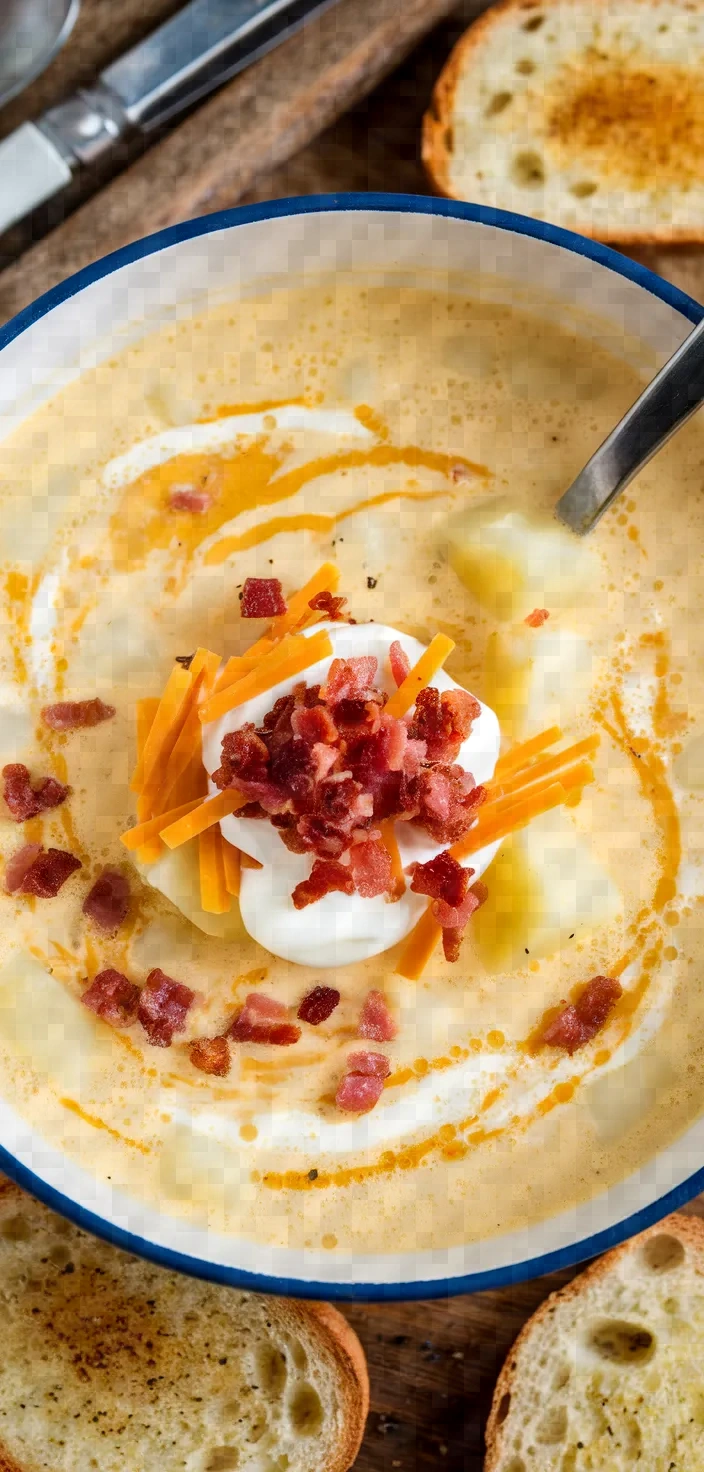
{"left": 0, "top": 277, "right": 702, "bottom": 1255}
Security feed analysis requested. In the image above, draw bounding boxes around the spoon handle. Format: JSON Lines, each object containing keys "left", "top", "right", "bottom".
{"left": 556, "top": 314, "right": 704, "bottom": 536}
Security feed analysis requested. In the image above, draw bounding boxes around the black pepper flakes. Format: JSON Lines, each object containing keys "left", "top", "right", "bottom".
{"left": 367, "top": 576, "right": 378, "bottom": 589}
{"left": 308, "top": 1169, "right": 318, "bottom": 1181}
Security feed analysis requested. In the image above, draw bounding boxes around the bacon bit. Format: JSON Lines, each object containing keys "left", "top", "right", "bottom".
{"left": 15, "top": 847, "right": 82, "bottom": 897}
{"left": 310, "top": 743, "right": 339, "bottom": 782}
{"left": 308, "top": 590, "right": 348, "bottom": 620}
{"left": 212, "top": 724, "right": 270, "bottom": 790}
{"left": 169, "top": 486, "right": 212, "bottom": 513}
{"left": 450, "top": 462, "right": 472, "bottom": 483}
{"left": 408, "top": 686, "right": 480, "bottom": 764}
{"left": 291, "top": 704, "right": 338, "bottom": 745}
{"left": 241, "top": 577, "right": 287, "bottom": 619}
{"left": 412, "top": 764, "right": 484, "bottom": 845}
{"left": 4, "top": 843, "right": 42, "bottom": 894}
{"left": 189, "top": 1036, "right": 230, "bottom": 1076}
{"left": 297, "top": 985, "right": 340, "bottom": 1025}
{"left": 409, "top": 849, "right": 470, "bottom": 908}
{"left": 541, "top": 976, "right": 622, "bottom": 1055}
{"left": 336, "top": 1071, "right": 386, "bottom": 1113}
{"left": 228, "top": 992, "right": 301, "bottom": 1046}
{"left": 41, "top": 698, "right": 116, "bottom": 731}
{"left": 439, "top": 878, "right": 487, "bottom": 961}
{"left": 137, "top": 968, "right": 196, "bottom": 1048}
{"left": 389, "top": 640, "right": 411, "bottom": 687}
{"left": 2, "top": 763, "right": 70, "bottom": 822}
{"left": 525, "top": 608, "right": 550, "bottom": 628}
{"left": 358, "top": 989, "right": 397, "bottom": 1041}
{"left": 82, "top": 969, "right": 140, "bottom": 1028}
{"left": 322, "top": 656, "right": 378, "bottom": 706}
{"left": 82, "top": 869, "right": 130, "bottom": 933}
{"left": 292, "top": 857, "right": 355, "bottom": 909}
{"left": 348, "top": 838, "right": 393, "bottom": 898}
{"left": 345, "top": 1051, "right": 391, "bottom": 1078}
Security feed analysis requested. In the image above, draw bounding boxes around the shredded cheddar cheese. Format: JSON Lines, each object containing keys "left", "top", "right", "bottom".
{"left": 494, "top": 725, "right": 562, "bottom": 778}
{"left": 199, "top": 827, "right": 230, "bottom": 914}
{"left": 384, "top": 633, "right": 455, "bottom": 719}
{"left": 222, "top": 839, "right": 242, "bottom": 897}
{"left": 396, "top": 906, "right": 442, "bottom": 982}
{"left": 120, "top": 797, "right": 203, "bottom": 852}
{"left": 199, "top": 630, "right": 333, "bottom": 725}
{"left": 160, "top": 787, "right": 248, "bottom": 848}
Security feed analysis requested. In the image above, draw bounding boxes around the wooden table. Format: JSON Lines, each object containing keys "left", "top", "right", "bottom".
{"left": 1, "top": 4, "right": 703, "bottom": 1467}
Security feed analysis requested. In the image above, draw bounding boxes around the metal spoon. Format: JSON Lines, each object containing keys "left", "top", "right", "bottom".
{"left": 0, "top": 0, "right": 80, "bottom": 110}
{"left": 556, "top": 314, "right": 704, "bottom": 536}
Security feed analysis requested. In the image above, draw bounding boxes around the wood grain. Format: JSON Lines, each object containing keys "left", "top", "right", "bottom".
{"left": 0, "top": 0, "right": 461, "bottom": 325}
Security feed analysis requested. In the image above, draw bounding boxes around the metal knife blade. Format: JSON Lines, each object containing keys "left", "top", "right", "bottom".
{"left": 0, "top": 0, "right": 339, "bottom": 236}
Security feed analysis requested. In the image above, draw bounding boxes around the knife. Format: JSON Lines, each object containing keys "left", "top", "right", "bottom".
{"left": 0, "top": 0, "right": 339, "bottom": 236}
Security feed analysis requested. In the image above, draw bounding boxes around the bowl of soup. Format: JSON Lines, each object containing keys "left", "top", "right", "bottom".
{"left": 0, "top": 194, "right": 702, "bottom": 1299}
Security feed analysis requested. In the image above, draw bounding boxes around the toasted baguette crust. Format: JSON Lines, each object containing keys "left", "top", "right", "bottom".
{"left": 423, "top": 0, "right": 704, "bottom": 246}
{"left": 484, "top": 1211, "right": 704, "bottom": 1470}
{"left": 0, "top": 1180, "right": 368, "bottom": 1472}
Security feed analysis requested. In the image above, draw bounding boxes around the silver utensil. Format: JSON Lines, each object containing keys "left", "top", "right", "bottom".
{"left": 0, "top": 0, "right": 80, "bottom": 109}
{"left": 0, "top": 0, "right": 339, "bottom": 235}
{"left": 556, "top": 315, "right": 704, "bottom": 536}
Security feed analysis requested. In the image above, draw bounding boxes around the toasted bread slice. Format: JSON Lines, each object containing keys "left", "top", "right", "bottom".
{"left": 423, "top": 0, "right": 704, "bottom": 245}
{"left": 485, "top": 1211, "right": 704, "bottom": 1470}
{"left": 0, "top": 1179, "right": 368, "bottom": 1472}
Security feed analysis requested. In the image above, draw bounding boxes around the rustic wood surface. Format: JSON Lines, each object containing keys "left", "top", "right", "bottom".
{"left": 1, "top": 3, "right": 704, "bottom": 1467}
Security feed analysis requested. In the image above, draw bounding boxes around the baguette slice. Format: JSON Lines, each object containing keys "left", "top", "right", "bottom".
{"left": 423, "top": 0, "right": 704, "bottom": 245}
{"left": 0, "top": 1179, "right": 368, "bottom": 1472}
{"left": 485, "top": 1211, "right": 704, "bottom": 1470}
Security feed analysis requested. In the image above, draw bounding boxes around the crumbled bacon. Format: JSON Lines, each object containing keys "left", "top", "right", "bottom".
{"left": 241, "top": 577, "right": 286, "bottom": 618}
{"left": 322, "top": 656, "right": 378, "bottom": 706}
{"left": 345, "top": 1051, "right": 391, "bottom": 1078}
{"left": 525, "top": 608, "right": 550, "bottom": 628}
{"left": 228, "top": 992, "right": 301, "bottom": 1046}
{"left": 411, "top": 764, "right": 484, "bottom": 845}
{"left": 41, "top": 698, "right": 116, "bottom": 731}
{"left": 169, "top": 486, "right": 212, "bottom": 513}
{"left": 291, "top": 704, "right": 338, "bottom": 745}
{"left": 297, "top": 985, "right": 340, "bottom": 1024}
{"left": 408, "top": 687, "right": 480, "bottom": 764}
{"left": 189, "top": 1036, "right": 230, "bottom": 1075}
{"left": 217, "top": 725, "right": 270, "bottom": 786}
{"left": 336, "top": 1072, "right": 386, "bottom": 1112}
{"left": 409, "top": 849, "right": 470, "bottom": 908}
{"left": 82, "top": 969, "right": 140, "bottom": 1028}
{"left": 541, "top": 976, "right": 622, "bottom": 1055}
{"left": 308, "top": 590, "right": 348, "bottom": 620}
{"left": 310, "top": 743, "right": 339, "bottom": 782}
{"left": 348, "top": 838, "right": 393, "bottom": 898}
{"left": 14, "top": 846, "right": 81, "bottom": 897}
{"left": 4, "top": 843, "right": 42, "bottom": 894}
{"left": 82, "top": 869, "right": 130, "bottom": 933}
{"left": 336, "top": 1052, "right": 390, "bottom": 1113}
{"left": 137, "top": 968, "right": 195, "bottom": 1048}
{"left": 2, "top": 763, "right": 70, "bottom": 822}
{"left": 212, "top": 635, "right": 487, "bottom": 907}
{"left": 439, "top": 880, "right": 489, "bottom": 960}
{"left": 292, "top": 858, "right": 355, "bottom": 910}
{"left": 389, "top": 640, "right": 411, "bottom": 687}
{"left": 358, "top": 989, "right": 397, "bottom": 1041}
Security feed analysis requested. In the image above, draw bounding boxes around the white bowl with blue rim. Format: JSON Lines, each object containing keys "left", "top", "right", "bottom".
{"left": 0, "top": 194, "right": 702, "bottom": 1300}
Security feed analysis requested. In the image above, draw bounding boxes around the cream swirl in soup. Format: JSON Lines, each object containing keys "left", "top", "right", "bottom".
{"left": 0, "top": 278, "right": 702, "bottom": 1256}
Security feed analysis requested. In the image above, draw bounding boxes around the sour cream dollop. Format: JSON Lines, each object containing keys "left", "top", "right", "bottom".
{"left": 201, "top": 623, "right": 500, "bottom": 967}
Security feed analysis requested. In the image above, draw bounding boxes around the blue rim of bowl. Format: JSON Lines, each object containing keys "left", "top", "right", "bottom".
{"left": 1, "top": 192, "right": 702, "bottom": 1301}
